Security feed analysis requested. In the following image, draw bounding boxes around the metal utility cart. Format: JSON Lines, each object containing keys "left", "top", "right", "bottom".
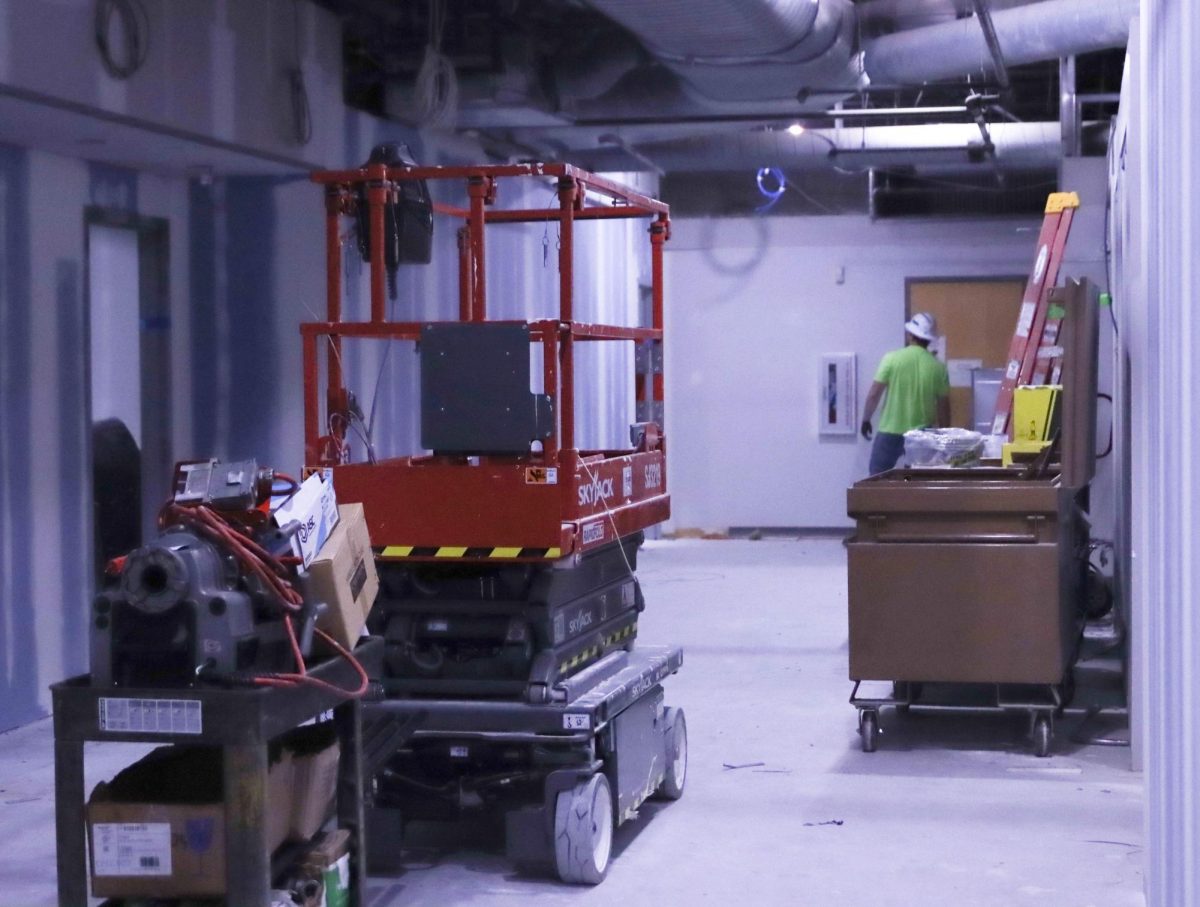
{"left": 847, "top": 468, "right": 1087, "bottom": 754}
{"left": 52, "top": 638, "right": 382, "bottom": 907}
{"left": 847, "top": 279, "right": 1099, "bottom": 756}
{"left": 302, "top": 155, "right": 685, "bottom": 884}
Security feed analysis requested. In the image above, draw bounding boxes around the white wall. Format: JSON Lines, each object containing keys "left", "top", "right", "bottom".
{"left": 663, "top": 213, "right": 1044, "bottom": 530}
{"left": 0, "top": 29, "right": 660, "bottom": 734}
{"left": 0, "top": 145, "right": 191, "bottom": 731}
{"left": 0, "top": 0, "right": 356, "bottom": 730}
{"left": 0, "top": 0, "right": 345, "bottom": 167}
{"left": 1120, "top": 5, "right": 1200, "bottom": 902}
{"left": 88, "top": 224, "right": 143, "bottom": 443}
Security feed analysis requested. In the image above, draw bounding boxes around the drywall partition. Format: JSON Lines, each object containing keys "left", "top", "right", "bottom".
{"left": 0, "top": 0, "right": 344, "bottom": 170}
{"left": 663, "top": 213, "right": 1042, "bottom": 531}
{"left": 0, "top": 3, "right": 417, "bottom": 730}
{"left": 0, "top": 145, "right": 190, "bottom": 731}
{"left": 0, "top": 2, "right": 655, "bottom": 731}
{"left": 1126, "top": 4, "right": 1200, "bottom": 902}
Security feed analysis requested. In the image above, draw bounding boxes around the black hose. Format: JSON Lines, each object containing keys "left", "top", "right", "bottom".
{"left": 1097, "top": 392, "right": 1114, "bottom": 459}
{"left": 94, "top": 0, "right": 149, "bottom": 80}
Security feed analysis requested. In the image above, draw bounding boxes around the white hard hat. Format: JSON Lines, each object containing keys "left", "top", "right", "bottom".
{"left": 904, "top": 312, "right": 938, "bottom": 342}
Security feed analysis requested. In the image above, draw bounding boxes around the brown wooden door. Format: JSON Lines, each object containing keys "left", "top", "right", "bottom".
{"left": 906, "top": 278, "right": 1025, "bottom": 428}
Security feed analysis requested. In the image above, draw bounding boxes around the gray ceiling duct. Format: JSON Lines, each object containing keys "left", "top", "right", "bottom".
{"left": 856, "top": 0, "right": 1044, "bottom": 32}
{"left": 581, "top": 0, "right": 864, "bottom": 105}
{"left": 573, "top": 122, "right": 1062, "bottom": 174}
{"left": 864, "top": 0, "right": 1137, "bottom": 85}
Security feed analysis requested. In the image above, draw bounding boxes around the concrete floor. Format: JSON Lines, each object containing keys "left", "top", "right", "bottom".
{"left": 1, "top": 539, "right": 1143, "bottom": 906}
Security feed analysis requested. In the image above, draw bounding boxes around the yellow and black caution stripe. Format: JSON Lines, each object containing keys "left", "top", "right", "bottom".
{"left": 377, "top": 545, "right": 562, "bottom": 560}
{"left": 606, "top": 624, "right": 637, "bottom": 647}
{"left": 559, "top": 646, "right": 602, "bottom": 676}
{"left": 557, "top": 624, "right": 638, "bottom": 677}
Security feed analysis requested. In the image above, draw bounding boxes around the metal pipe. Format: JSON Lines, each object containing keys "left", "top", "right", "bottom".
{"left": 858, "top": 0, "right": 1040, "bottom": 29}
{"left": 467, "top": 178, "right": 489, "bottom": 322}
{"left": 970, "top": 0, "right": 1012, "bottom": 97}
{"left": 815, "top": 105, "right": 972, "bottom": 120}
{"left": 366, "top": 169, "right": 387, "bottom": 323}
{"left": 558, "top": 178, "right": 577, "bottom": 450}
{"left": 864, "top": 0, "right": 1137, "bottom": 86}
{"left": 582, "top": 0, "right": 860, "bottom": 104}
{"left": 324, "top": 190, "right": 343, "bottom": 392}
{"left": 650, "top": 216, "right": 667, "bottom": 421}
{"left": 1060, "top": 55, "right": 1080, "bottom": 158}
{"left": 595, "top": 121, "right": 1063, "bottom": 173}
{"left": 302, "top": 331, "right": 319, "bottom": 465}
{"left": 456, "top": 226, "right": 471, "bottom": 322}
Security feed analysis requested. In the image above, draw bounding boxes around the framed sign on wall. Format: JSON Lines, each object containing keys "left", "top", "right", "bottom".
{"left": 819, "top": 353, "right": 857, "bottom": 435}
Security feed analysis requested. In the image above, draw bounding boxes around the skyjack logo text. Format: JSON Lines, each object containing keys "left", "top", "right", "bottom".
{"left": 578, "top": 476, "right": 615, "bottom": 507}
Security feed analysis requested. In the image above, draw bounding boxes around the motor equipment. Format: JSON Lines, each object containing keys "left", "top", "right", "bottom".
{"left": 90, "top": 459, "right": 366, "bottom": 696}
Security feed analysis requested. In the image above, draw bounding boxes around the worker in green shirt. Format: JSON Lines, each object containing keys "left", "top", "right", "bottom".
{"left": 860, "top": 312, "right": 951, "bottom": 474}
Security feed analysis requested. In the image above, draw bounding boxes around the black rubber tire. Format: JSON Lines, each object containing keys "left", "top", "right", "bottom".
{"left": 1033, "top": 714, "right": 1052, "bottom": 758}
{"left": 554, "top": 773, "right": 614, "bottom": 885}
{"left": 860, "top": 710, "right": 879, "bottom": 753}
{"left": 654, "top": 707, "right": 687, "bottom": 800}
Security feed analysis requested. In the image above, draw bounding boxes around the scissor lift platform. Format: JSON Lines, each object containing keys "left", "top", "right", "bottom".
{"left": 365, "top": 646, "right": 686, "bottom": 884}
{"left": 302, "top": 159, "right": 685, "bottom": 885}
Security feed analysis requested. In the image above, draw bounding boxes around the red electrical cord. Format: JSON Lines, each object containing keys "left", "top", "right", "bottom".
{"left": 159, "top": 501, "right": 368, "bottom": 699}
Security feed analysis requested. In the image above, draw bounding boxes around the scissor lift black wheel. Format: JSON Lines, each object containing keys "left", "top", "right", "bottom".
{"left": 654, "top": 707, "right": 687, "bottom": 800}
{"left": 859, "top": 709, "right": 880, "bottom": 753}
{"left": 1032, "top": 712, "right": 1053, "bottom": 757}
{"left": 554, "top": 772, "right": 614, "bottom": 885}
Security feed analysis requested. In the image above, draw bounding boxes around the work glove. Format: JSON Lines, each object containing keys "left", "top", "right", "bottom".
{"left": 860, "top": 420, "right": 873, "bottom": 441}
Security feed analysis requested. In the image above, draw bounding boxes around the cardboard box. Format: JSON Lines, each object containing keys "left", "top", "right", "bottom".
{"left": 301, "top": 829, "right": 352, "bottom": 907}
{"left": 88, "top": 745, "right": 292, "bottom": 899}
{"left": 274, "top": 469, "right": 340, "bottom": 567}
{"left": 308, "top": 503, "right": 379, "bottom": 651}
{"left": 289, "top": 739, "right": 340, "bottom": 842}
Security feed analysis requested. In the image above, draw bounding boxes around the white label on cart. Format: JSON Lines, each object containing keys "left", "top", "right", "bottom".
{"left": 563, "top": 714, "right": 592, "bottom": 731}
{"left": 581, "top": 521, "right": 606, "bottom": 546}
{"left": 99, "top": 698, "right": 202, "bottom": 735}
{"left": 622, "top": 466, "right": 633, "bottom": 498}
{"left": 92, "top": 823, "right": 172, "bottom": 876}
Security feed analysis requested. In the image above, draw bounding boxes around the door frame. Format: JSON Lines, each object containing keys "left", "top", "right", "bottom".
{"left": 904, "top": 274, "right": 1028, "bottom": 329}
{"left": 83, "top": 207, "right": 172, "bottom": 545}
{"left": 904, "top": 275, "right": 1028, "bottom": 429}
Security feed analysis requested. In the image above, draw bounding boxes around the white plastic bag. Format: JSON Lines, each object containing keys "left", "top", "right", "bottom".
{"left": 903, "top": 427, "right": 985, "bottom": 467}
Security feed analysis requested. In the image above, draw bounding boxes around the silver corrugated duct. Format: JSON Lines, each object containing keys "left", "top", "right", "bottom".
{"left": 582, "top": 0, "right": 863, "bottom": 103}
{"left": 580, "top": 122, "right": 1062, "bottom": 173}
{"left": 863, "top": 0, "right": 1137, "bottom": 85}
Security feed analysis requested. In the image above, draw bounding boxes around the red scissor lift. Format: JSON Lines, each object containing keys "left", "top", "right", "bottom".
{"left": 302, "top": 158, "right": 686, "bottom": 884}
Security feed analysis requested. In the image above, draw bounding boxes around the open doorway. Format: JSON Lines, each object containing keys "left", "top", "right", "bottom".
{"left": 906, "top": 277, "right": 1026, "bottom": 429}
{"left": 85, "top": 209, "right": 171, "bottom": 582}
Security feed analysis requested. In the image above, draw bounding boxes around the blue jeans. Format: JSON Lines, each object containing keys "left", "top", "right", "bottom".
{"left": 869, "top": 432, "right": 906, "bottom": 475}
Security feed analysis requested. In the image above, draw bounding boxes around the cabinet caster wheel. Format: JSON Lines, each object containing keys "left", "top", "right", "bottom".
{"left": 1032, "top": 714, "right": 1052, "bottom": 757}
{"left": 860, "top": 710, "right": 879, "bottom": 753}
